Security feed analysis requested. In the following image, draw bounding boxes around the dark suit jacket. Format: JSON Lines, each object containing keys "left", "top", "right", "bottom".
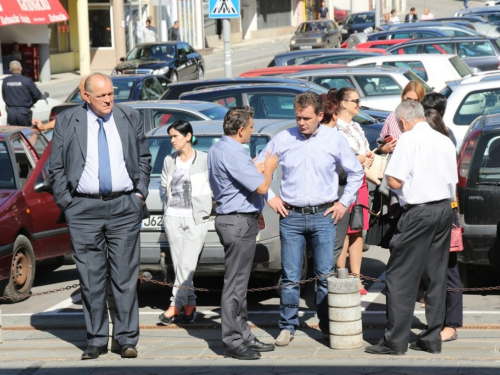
{"left": 404, "top": 14, "right": 418, "bottom": 22}
{"left": 49, "top": 103, "right": 152, "bottom": 218}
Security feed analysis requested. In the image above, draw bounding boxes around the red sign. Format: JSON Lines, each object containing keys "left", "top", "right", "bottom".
{"left": 0, "top": 0, "right": 69, "bottom": 26}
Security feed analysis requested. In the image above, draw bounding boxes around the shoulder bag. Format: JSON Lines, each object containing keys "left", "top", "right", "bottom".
{"left": 349, "top": 192, "right": 364, "bottom": 231}
{"left": 450, "top": 204, "right": 464, "bottom": 252}
{"left": 365, "top": 149, "right": 390, "bottom": 186}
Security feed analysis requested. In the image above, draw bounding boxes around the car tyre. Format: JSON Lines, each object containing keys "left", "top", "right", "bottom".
{"left": 3, "top": 235, "right": 36, "bottom": 303}
{"left": 197, "top": 67, "right": 204, "bottom": 80}
{"left": 170, "top": 71, "right": 178, "bottom": 83}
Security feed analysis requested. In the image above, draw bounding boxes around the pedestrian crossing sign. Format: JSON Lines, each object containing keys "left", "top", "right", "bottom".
{"left": 209, "top": 0, "right": 240, "bottom": 19}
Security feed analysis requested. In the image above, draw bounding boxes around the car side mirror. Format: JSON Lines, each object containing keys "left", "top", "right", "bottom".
{"left": 120, "top": 57, "right": 125, "bottom": 62}
{"left": 34, "top": 177, "right": 52, "bottom": 194}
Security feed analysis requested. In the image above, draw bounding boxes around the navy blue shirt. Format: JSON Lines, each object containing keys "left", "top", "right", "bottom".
{"left": 208, "top": 135, "right": 265, "bottom": 214}
{"left": 320, "top": 7, "right": 329, "bottom": 18}
{"left": 2, "top": 73, "right": 40, "bottom": 108}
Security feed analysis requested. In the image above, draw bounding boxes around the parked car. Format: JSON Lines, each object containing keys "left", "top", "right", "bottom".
{"left": 377, "top": 20, "right": 477, "bottom": 32}
{"left": 456, "top": 113, "right": 500, "bottom": 286}
{"left": 334, "top": 7, "right": 350, "bottom": 24}
{"left": 0, "top": 127, "right": 72, "bottom": 301}
{"left": 49, "top": 75, "right": 171, "bottom": 121}
{"left": 299, "top": 51, "right": 384, "bottom": 66}
{"left": 122, "top": 100, "right": 228, "bottom": 133}
{"left": 453, "top": 5, "right": 500, "bottom": 17}
{"left": 355, "top": 39, "right": 412, "bottom": 50}
{"left": 280, "top": 66, "right": 433, "bottom": 111}
{"left": 239, "top": 64, "right": 345, "bottom": 77}
{"left": 347, "top": 54, "right": 473, "bottom": 92}
{"left": 141, "top": 119, "right": 303, "bottom": 284}
{"left": 112, "top": 42, "right": 205, "bottom": 82}
{"left": 290, "top": 20, "right": 342, "bottom": 50}
{"left": 0, "top": 75, "right": 62, "bottom": 125}
{"left": 177, "top": 84, "right": 384, "bottom": 149}
{"left": 387, "top": 36, "right": 500, "bottom": 73}
{"left": 341, "top": 11, "right": 375, "bottom": 41}
{"left": 367, "top": 27, "right": 478, "bottom": 41}
{"left": 268, "top": 48, "right": 363, "bottom": 66}
{"left": 159, "top": 77, "right": 332, "bottom": 100}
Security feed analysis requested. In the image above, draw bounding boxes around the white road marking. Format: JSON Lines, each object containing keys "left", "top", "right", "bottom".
{"left": 42, "top": 292, "right": 82, "bottom": 312}
{"left": 361, "top": 271, "right": 386, "bottom": 311}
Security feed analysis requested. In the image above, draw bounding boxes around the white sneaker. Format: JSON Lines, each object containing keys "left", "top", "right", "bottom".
{"left": 275, "top": 329, "right": 294, "bottom": 347}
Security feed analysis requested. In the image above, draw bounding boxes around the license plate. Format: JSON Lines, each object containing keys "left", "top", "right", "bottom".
{"left": 141, "top": 215, "right": 163, "bottom": 230}
{"left": 299, "top": 45, "right": 313, "bottom": 49}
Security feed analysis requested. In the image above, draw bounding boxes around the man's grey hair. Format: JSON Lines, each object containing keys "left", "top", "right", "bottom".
{"left": 84, "top": 73, "right": 112, "bottom": 93}
{"left": 395, "top": 100, "right": 425, "bottom": 125}
{"left": 223, "top": 106, "right": 254, "bottom": 135}
{"left": 9, "top": 60, "right": 21, "bottom": 72}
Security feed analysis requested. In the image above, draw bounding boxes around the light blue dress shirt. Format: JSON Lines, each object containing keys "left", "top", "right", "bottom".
{"left": 208, "top": 135, "right": 265, "bottom": 214}
{"left": 257, "top": 125, "right": 364, "bottom": 208}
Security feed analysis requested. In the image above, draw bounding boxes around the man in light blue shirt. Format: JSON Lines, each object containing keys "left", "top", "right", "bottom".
{"left": 208, "top": 106, "right": 278, "bottom": 360}
{"left": 257, "top": 91, "right": 364, "bottom": 346}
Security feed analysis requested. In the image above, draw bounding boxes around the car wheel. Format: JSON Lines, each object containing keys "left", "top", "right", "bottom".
{"left": 3, "top": 235, "right": 36, "bottom": 302}
{"left": 170, "top": 71, "right": 178, "bottom": 83}
{"left": 274, "top": 248, "right": 309, "bottom": 296}
{"left": 197, "top": 67, "right": 204, "bottom": 80}
{"left": 56, "top": 254, "right": 75, "bottom": 265}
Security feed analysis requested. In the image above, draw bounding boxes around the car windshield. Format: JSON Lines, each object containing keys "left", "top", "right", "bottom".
{"left": 347, "top": 14, "right": 374, "bottom": 24}
{"left": 454, "top": 88, "right": 500, "bottom": 126}
{"left": 67, "top": 77, "right": 139, "bottom": 102}
{"left": 148, "top": 135, "right": 270, "bottom": 177}
{"left": 127, "top": 44, "right": 176, "bottom": 61}
{"left": 199, "top": 106, "right": 229, "bottom": 120}
{"left": 0, "top": 141, "right": 15, "bottom": 190}
{"left": 298, "top": 22, "right": 327, "bottom": 32}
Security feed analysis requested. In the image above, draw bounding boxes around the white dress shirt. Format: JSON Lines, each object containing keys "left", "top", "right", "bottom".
{"left": 77, "top": 108, "right": 134, "bottom": 194}
{"left": 384, "top": 122, "right": 458, "bottom": 206}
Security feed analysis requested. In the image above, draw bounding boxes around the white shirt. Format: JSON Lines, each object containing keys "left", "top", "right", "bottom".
{"left": 336, "top": 117, "right": 370, "bottom": 155}
{"left": 384, "top": 122, "right": 457, "bottom": 206}
{"left": 143, "top": 26, "right": 157, "bottom": 43}
{"left": 166, "top": 156, "right": 194, "bottom": 217}
{"left": 77, "top": 108, "right": 134, "bottom": 194}
{"left": 420, "top": 14, "right": 434, "bottom": 20}
{"left": 389, "top": 15, "right": 400, "bottom": 24}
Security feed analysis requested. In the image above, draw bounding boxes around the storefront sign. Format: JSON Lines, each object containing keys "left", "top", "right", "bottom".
{"left": 0, "top": 0, "right": 68, "bottom": 26}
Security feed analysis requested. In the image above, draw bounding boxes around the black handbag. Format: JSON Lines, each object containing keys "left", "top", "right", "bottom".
{"left": 349, "top": 192, "right": 364, "bottom": 231}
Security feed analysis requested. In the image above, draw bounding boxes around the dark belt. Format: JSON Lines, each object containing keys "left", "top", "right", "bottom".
{"left": 74, "top": 190, "right": 133, "bottom": 201}
{"left": 403, "top": 199, "right": 448, "bottom": 211}
{"left": 288, "top": 203, "right": 332, "bottom": 215}
{"left": 218, "top": 212, "right": 260, "bottom": 219}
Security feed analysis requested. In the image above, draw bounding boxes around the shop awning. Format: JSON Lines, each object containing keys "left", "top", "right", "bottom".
{"left": 0, "top": 0, "right": 69, "bottom": 26}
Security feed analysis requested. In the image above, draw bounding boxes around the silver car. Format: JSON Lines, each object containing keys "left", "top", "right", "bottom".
{"left": 140, "top": 119, "right": 309, "bottom": 285}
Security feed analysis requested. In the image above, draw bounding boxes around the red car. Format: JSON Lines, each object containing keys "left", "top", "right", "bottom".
{"left": 0, "top": 127, "right": 71, "bottom": 302}
{"left": 239, "top": 64, "right": 345, "bottom": 77}
{"left": 355, "top": 39, "right": 412, "bottom": 50}
{"left": 334, "top": 7, "right": 350, "bottom": 24}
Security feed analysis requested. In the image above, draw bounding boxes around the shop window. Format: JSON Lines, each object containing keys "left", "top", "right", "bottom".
{"left": 48, "top": 0, "right": 70, "bottom": 54}
{"left": 257, "top": 0, "right": 292, "bottom": 30}
{"left": 89, "top": 4, "right": 113, "bottom": 48}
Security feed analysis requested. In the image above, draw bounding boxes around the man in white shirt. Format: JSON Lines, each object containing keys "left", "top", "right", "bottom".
{"left": 143, "top": 19, "right": 158, "bottom": 43}
{"left": 420, "top": 8, "right": 434, "bottom": 20}
{"left": 365, "top": 100, "right": 458, "bottom": 356}
{"left": 389, "top": 9, "right": 400, "bottom": 24}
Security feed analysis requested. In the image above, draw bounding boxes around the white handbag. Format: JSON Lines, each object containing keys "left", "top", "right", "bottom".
{"left": 364, "top": 150, "right": 390, "bottom": 186}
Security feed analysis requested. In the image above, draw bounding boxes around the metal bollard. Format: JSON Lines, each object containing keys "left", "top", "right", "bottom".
{"left": 106, "top": 279, "right": 120, "bottom": 351}
{"left": 327, "top": 268, "right": 363, "bottom": 349}
{"left": 0, "top": 306, "right": 3, "bottom": 344}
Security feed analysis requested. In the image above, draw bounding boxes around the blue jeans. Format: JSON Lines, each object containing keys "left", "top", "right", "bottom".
{"left": 463, "top": 0, "right": 468, "bottom": 8}
{"left": 279, "top": 209, "right": 336, "bottom": 334}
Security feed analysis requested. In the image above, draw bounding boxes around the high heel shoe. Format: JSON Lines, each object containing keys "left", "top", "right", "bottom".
{"left": 158, "top": 306, "right": 179, "bottom": 326}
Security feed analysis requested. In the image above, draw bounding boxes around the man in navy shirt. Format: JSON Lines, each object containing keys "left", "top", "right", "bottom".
{"left": 208, "top": 106, "right": 278, "bottom": 360}
{"left": 319, "top": 1, "right": 329, "bottom": 19}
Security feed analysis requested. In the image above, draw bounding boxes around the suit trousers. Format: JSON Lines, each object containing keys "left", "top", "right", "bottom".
{"left": 64, "top": 193, "right": 143, "bottom": 348}
{"left": 384, "top": 201, "right": 452, "bottom": 353}
{"left": 215, "top": 215, "right": 259, "bottom": 350}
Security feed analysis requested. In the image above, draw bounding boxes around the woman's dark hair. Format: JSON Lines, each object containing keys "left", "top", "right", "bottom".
{"left": 425, "top": 109, "right": 449, "bottom": 138}
{"left": 167, "top": 120, "right": 197, "bottom": 145}
{"left": 421, "top": 92, "right": 447, "bottom": 117}
{"left": 321, "top": 88, "right": 340, "bottom": 124}
{"left": 336, "top": 87, "right": 358, "bottom": 102}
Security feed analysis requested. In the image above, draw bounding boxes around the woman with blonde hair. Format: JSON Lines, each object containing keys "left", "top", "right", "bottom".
{"left": 335, "top": 87, "right": 374, "bottom": 294}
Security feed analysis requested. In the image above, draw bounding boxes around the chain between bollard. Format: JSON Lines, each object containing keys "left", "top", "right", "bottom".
{"left": 2, "top": 273, "right": 500, "bottom": 301}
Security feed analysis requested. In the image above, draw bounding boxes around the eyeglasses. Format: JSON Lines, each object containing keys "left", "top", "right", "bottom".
{"left": 404, "top": 98, "right": 419, "bottom": 102}
{"left": 344, "top": 99, "right": 360, "bottom": 105}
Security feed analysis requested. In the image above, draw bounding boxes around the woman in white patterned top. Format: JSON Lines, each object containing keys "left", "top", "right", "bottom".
{"left": 335, "top": 87, "right": 374, "bottom": 294}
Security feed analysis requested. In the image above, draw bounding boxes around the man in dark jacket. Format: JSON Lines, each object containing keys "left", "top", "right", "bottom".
{"left": 404, "top": 7, "right": 418, "bottom": 23}
{"left": 168, "top": 21, "right": 180, "bottom": 41}
{"left": 2, "top": 60, "right": 40, "bottom": 126}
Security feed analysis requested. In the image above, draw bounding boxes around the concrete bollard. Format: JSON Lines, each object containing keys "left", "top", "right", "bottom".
{"left": 106, "top": 278, "right": 120, "bottom": 351}
{"left": 327, "top": 268, "right": 362, "bottom": 350}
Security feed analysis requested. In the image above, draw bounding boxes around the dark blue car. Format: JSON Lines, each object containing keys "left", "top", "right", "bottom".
{"left": 341, "top": 11, "right": 375, "bottom": 41}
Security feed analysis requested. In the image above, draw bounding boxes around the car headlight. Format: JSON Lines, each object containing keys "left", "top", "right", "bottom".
{"left": 291, "top": 39, "right": 296, "bottom": 45}
{"left": 152, "top": 67, "right": 169, "bottom": 75}
{"left": 317, "top": 38, "right": 322, "bottom": 44}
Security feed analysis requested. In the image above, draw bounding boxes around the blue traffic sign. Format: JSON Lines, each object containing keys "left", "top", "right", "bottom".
{"left": 209, "top": 0, "right": 240, "bottom": 19}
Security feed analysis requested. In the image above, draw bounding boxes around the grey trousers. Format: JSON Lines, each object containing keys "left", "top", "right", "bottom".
{"left": 64, "top": 193, "right": 143, "bottom": 348}
{"left": 215, "top": 215, "right": 259, "bottom": 350}
{"left": 384, "top": 201, "right": 452, "bottom": 353}
{"left": 164, "top": 215, "right": 209, "bottom": 309}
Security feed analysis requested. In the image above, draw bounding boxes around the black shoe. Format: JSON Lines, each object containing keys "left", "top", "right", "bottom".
{"left": 409, "top": 341, "right": 441, "bottom": 354}
{"left": 246, "top": 337, "right": 275, "bottom": 352}
{"left": 182, "top": 306, "right": 197, "bottom": 323}
{"left": 81, "top": 345, "right": 108, "bottom": 360}
{"left": 121, "top": 345, "right": 138, "bottom": 358}
{"left": 365, "top": 342, "right": 406, "bottom": 356}
{"left": 158, "top": 312, "right": 176, "bottom": 326}
{"left": 224, "top": 343, "right": 261, "bottom": 360}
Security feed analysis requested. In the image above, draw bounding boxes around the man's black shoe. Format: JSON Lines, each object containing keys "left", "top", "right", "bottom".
{"left": 409, "top": 341, "right": 441, "bottom": 354}
{"left": 246, "top": 337, "right": 275, "bottom": 352}
{"left": 121, "top": 345, "right": 138, "bottom": 358}
{"left": 224, "top": 343, "right": 261, "bottom": 360}
{"left": 365, "top": 342, "right": 406, "bottom": 356}
{"left": 81, "top": 345, "right": 108, "bottom": 360}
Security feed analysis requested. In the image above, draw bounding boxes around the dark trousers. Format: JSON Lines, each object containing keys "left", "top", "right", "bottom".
{"left": 444, "top": 252, "right": 463, "bottom": 328}
{"left": 334, "top": 185, "right": 350, "bottom": 266}
{"left": 384, "top": 201, "right": 452, "bottom": 353}
{"left": 7, "top": 107, "right": 32, "bottom": 126}
{"left": 64, "top": 193, "right": 143, "bottom": 348}
{"left": 215, "top": 215, "right": 259, "bottom": 350}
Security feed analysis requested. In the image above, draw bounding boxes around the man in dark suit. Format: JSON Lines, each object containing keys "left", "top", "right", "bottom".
{"left": 49, "top": 73, "right": 151, "bottom": 360}
{"left": 404, "top": 7, "right": 418, "bottom": 23}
